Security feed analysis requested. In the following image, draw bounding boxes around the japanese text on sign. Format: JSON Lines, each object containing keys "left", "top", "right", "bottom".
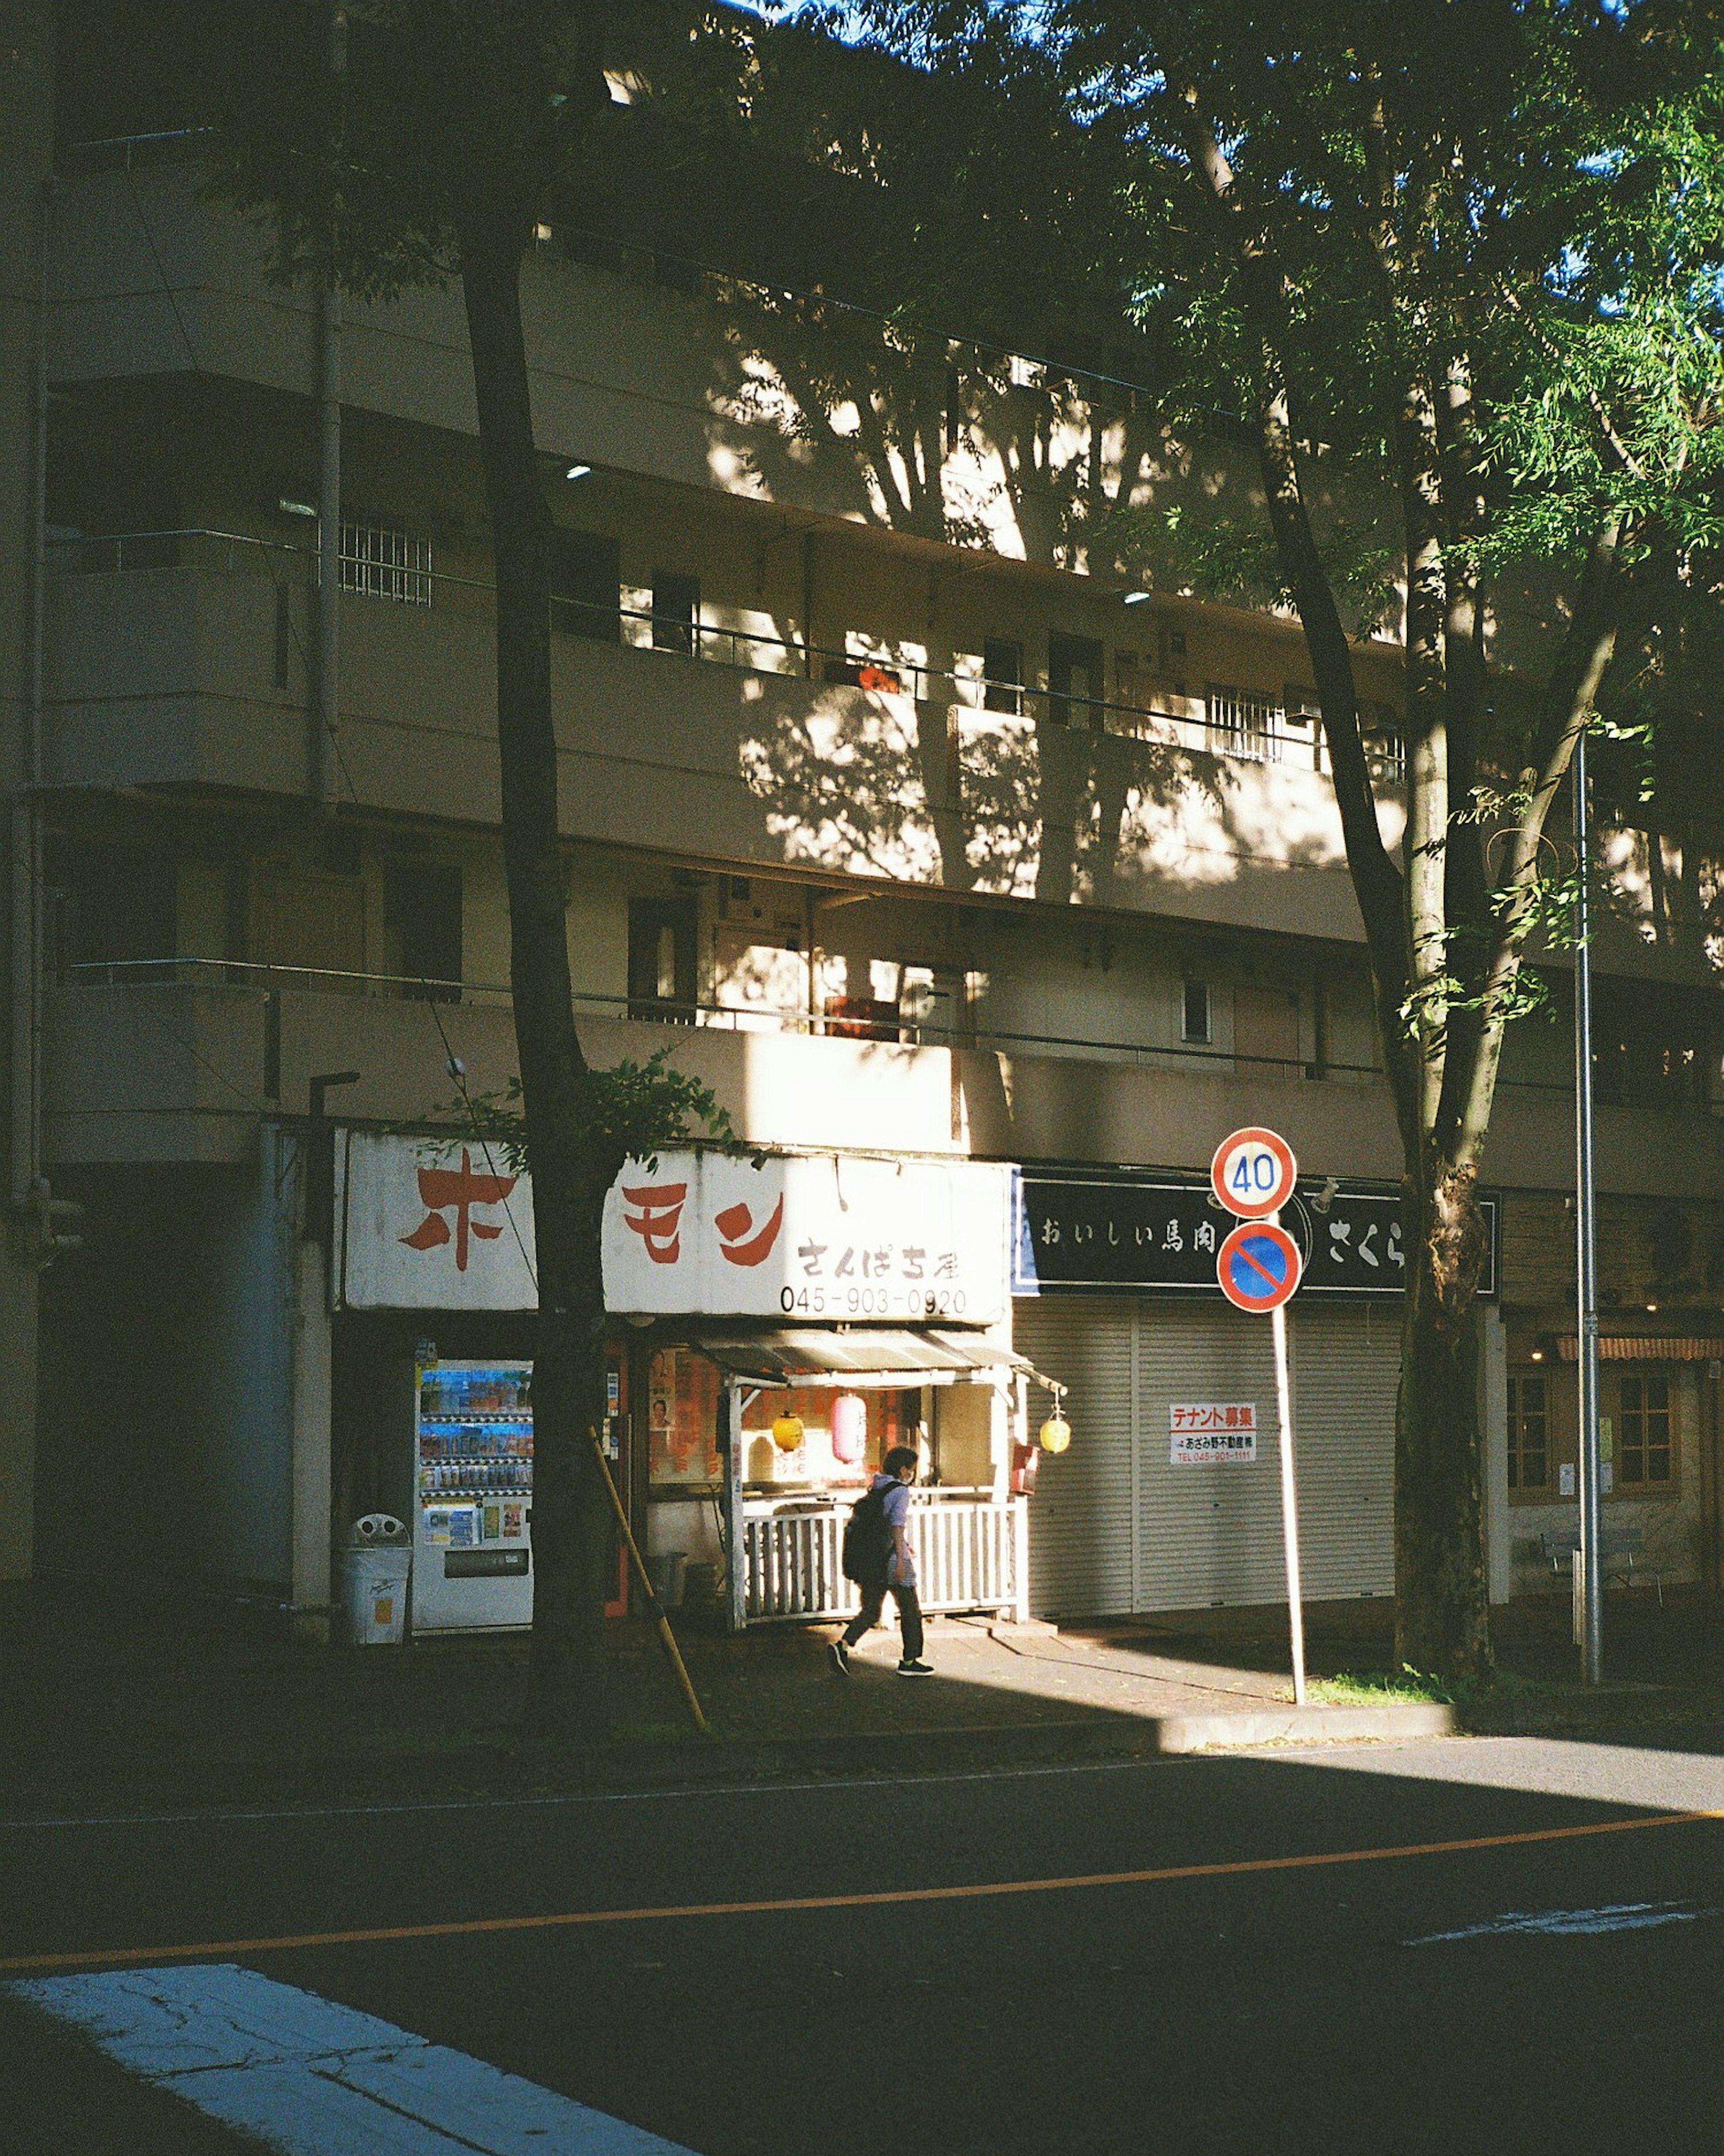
{"left": 1170, "top": 1403, "right": 1259, "bottom": 1465}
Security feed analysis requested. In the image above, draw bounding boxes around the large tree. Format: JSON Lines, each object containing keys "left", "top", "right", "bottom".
{"left": 861, "top": 0, "right": 1724, "bottom": 1673}
{"left": 194, "top": 0, "right": 745, "bottom": 1727}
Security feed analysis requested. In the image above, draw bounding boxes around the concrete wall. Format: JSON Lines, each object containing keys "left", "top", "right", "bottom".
{"left": 35, "top": 1152, "right": 295, "bottom": 1592}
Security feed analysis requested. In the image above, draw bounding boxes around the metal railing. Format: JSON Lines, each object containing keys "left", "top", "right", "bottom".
{"left": 53, "top": 955, "right": 1679, "bottom": 1103}
{"left": 740, "top": 1490, "right": 1026, "bottom": 1624}
{"left": 50, "top": 954, "right": 1386, "bottom": 1086}
{"left": 44, "top": 527, "right": 1407, "bottom": 779}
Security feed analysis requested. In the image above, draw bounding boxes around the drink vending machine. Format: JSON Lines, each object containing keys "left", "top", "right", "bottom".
{"left": 413, "top": 1360, "right": 535, "bottom": 1632}
{"left": 411, "top": 1357, "right": 629, "bottom": 1633}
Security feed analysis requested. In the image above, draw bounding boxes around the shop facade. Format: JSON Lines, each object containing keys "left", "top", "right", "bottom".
{"left": 332, "top": 1133, "right": 1040, "bottom": 1632}
{"left": 1010, "top": 1164, "right": 1500, "bottom": 1621}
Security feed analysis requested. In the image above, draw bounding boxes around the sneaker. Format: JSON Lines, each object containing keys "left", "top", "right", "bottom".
{"left": 896, "top": 1658, "right": 934, "bottom": 1678}
{"left": 829, "top": 1638, "right": 851, "bottom": 1675}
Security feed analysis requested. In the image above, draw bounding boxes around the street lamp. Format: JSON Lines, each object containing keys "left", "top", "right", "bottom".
{"left": 1573, "top": 731, "right": 1603, "bottom": 1684}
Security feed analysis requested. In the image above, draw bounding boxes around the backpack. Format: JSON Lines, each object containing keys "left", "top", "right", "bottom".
{"left": 841, "top": 1482, "right": 894, "bottom": 1585}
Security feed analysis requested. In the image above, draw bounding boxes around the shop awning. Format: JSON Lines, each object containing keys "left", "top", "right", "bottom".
{"left": 689, "top": 1328, "right": 1034, "bottom": 1389}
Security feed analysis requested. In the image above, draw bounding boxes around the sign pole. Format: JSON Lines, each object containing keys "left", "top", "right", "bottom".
{"left": 1212, "top": 1129, "right": 1306, "bottom": 1708}
{"left": 1270, "top": 1283, "right": 1306, "bottom": 1706}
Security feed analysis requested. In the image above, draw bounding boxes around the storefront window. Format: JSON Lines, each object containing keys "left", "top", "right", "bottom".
{"left": 646, "top": 1346, "right": 722, "bottom": 1488}
{"left": 740, "top": 1386, "right": 915, "bottom": 1487}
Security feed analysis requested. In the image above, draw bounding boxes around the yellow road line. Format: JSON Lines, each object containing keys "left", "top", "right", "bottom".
{"left": 3, "top": 1807, "right": 1720, "bottom": 1977}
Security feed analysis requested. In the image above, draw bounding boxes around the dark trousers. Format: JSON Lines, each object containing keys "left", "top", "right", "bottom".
{"left": 842, "top": 1575, "right": 924, "bottom": 1661}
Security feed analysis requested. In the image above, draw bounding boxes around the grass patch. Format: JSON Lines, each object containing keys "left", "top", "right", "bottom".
{"left": 1312, "top": 1665, "right": 1552, "bottom": 1708}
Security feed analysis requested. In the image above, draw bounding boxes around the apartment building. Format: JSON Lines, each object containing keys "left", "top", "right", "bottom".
{"left": 4, "top": 5, "right": 1722, "bottom": 1634}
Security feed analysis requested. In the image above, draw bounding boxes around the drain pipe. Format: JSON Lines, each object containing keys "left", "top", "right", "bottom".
{"left": 313, "top": 277, "right": 341, "bottom": 811}
{"left": 313, "top": 3, "right": 347, "bottom": 813}
{"left": 12, "top": 176, "right": 53, "bottom": 1214}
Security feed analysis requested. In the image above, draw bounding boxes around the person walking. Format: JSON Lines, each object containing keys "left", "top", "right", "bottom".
{"left": 832, "top": 1446, "right": 933, "bottom": 1677}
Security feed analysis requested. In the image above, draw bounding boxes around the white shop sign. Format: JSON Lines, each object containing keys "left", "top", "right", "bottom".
{"left": 601, "top": 1151, "right": 1011, "bottom": 1324}
{"left": 338, "top": 1134, "right": 1010, "bottom": 1324}
{"left": 339, "top": 1132, "right": 539, "bottom": 1311}
{"left": 1169, "top": 1402, "right": 1258, "bottom": 1465}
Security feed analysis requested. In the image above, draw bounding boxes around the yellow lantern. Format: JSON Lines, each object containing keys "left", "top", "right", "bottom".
{"left": 771, "top": 1411, "right": 805, "bottom": 1452}
{"left": 1038, "top": 1384, "right": 1072, "bottom": 1454}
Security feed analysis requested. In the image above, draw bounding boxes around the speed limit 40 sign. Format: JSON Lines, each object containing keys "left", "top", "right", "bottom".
{"left": 1210, "top": 1126, "right": 1297, "bottom": 1220}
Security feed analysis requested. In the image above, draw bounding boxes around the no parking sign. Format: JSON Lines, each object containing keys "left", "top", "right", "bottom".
{"left": 1216, "top": 1220, "right": 1303, "bottom": 1313}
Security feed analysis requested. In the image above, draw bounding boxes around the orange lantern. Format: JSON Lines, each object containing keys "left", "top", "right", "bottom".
{"left": 771, "top": 1411, "right": 805, "bottom": 1452}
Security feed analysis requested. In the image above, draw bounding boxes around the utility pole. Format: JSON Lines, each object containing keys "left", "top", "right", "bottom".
{"left": 1573, "top": 726, "right": 1603, "bottom": 1685}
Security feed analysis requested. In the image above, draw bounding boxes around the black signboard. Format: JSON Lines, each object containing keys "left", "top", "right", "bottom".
{"left": 1012, "top": 1168, "right": 1496, "bottom": 1301}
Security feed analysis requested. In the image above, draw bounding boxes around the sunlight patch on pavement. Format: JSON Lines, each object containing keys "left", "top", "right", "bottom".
{"left": 1271, "top": 1736, "right": 1724, "bottom": 1812}
{"left": 7, "top": 1964, "right": 699, "bottom": 2154}
{"left": 1407, "top": 1900, "right": 1716, "bottom": 1944}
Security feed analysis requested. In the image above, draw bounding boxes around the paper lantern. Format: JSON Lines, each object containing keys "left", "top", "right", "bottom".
{"left": 771, "top": 1411, "right": 805, "bottom": 1452}
{"left": 1038, "top": 1415, "right": 1072, "bottom": 1455}
{"left": 830, "top": 1393, "right": 867, "bottom": 1464}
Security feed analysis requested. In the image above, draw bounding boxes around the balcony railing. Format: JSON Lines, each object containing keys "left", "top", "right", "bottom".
{"left": 45, "top": 527, "right": 1407, "bottom": 781}
{"left": 57, "top": 955, "right": 1619, "bottom": 1101}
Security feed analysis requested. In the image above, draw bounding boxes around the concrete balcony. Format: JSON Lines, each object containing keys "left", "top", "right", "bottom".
{"left": 44, "top": 970, "right": 1722, "bottom": 1204}
{"left": 45, "top": 551, "right": 1383, "bottom": 939}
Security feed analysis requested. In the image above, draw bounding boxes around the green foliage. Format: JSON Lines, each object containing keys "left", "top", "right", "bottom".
{"left": 439, "top": 1046, "right": 742, "bottom": 1185}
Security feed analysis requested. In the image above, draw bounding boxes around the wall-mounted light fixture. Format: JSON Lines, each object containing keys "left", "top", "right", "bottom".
{"left": 1122, "top": 589, "right": 1152, "bottom": 606}
{"left": 564, "top": 463, "right": 593, "bottom": 481}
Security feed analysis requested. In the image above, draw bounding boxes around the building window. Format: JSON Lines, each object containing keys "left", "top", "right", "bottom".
{"left": 1206, "top": 684, "right": 1279, "bottom": 761}
{"left": 628, "top": 895, "right": 698, "bottom": 1021}
{"left": 1594, "top": 985, "right": 1714, "bottom": 1111}
{"left": 383, "top": 861, "right": 462, "bottom": 1002}
{"left": 340, "top": 520, "right": 432, "bottom": 606}
{"left": 1047, "top": 632, "right": 1104, "bottom": 728}
{"left": 1182, "top": 979, "right": 1211, "bottom": 1045}
{"left": 651, "top": 571, "right": 699, "bottom": 656}
{"left": 1616, "top": 1371, "right": 1674, "bottom": 1489}
{"left": 981, "top": 638, "right": 1024, "bottom": 717}
{"left": 1507, "top": 1373, "right": 1551, "bottom": 1493}
{"left": 549, "top": 529, "right": 620, "bottom": 641}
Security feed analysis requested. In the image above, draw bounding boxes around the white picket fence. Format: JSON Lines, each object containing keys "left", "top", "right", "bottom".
{"left": 740, "top": 1490, "right": 1027, "bottom": 1624}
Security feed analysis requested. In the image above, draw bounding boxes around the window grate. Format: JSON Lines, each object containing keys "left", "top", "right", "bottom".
{"left": 1206, "top": 686, "right": 1280, "bottom": 762}
{"left": 340, "top": 520, "right": 432, "bottom": 606}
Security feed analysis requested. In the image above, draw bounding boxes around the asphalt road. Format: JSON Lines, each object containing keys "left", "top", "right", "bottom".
{"left": 4, "top": 1729, "right": 1724, "bottom": 2155}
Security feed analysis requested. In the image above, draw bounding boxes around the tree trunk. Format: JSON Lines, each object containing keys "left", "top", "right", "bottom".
{"left": 461, "top": 219, "right": 614, "bottom": 1735}
{"left": 1394, "top": 1160, "right": 1492, "bottom": 1676}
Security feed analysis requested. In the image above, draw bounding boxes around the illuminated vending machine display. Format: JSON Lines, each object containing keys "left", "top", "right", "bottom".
{"left": 412, "top": 1360, "right": 534, "bottom": 1632}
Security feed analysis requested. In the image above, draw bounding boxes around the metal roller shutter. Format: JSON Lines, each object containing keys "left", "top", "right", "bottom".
{"left": 1014, "top": 1299, "right": 1135, "bottom": 1618}
{"left": 1283, "top": 1301, "right": 1397, "bottom": 1598}
{"left": 1016, "top": 1295, "right": 1400, "bottom": 1618}
{"left": 1135, "top": 1302, "right": 1285, "bottom": 1609}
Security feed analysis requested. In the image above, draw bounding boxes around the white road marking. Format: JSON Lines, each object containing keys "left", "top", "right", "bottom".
{"left": 8, "top": 1964, "right": 699, "bottom": 2153}
{"left": 1407, "top": 1900, "right": 1716, "bottom": 1944}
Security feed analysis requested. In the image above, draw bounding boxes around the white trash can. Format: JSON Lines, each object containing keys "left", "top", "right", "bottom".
{"left": 341, "top": 1514, "right": 411, "bottom": 1645}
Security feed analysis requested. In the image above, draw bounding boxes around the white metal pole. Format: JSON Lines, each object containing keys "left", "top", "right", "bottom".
{"left": 1271, "top": 1289, "right": 1307, "bottom": 1705}
{"left": 1573, "top": 726, "right": 1604, "bottom": 1684}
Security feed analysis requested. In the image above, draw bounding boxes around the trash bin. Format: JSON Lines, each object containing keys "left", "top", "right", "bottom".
{"left": 341, "top": 1513, "right": 412, "bottom": 1645}
{"left": 646, "top": 1551, "right": 686, "bottom": 1610}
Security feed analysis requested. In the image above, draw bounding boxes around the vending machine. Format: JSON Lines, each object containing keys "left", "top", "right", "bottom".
{"left": 410, "top": 1355, "right": 629, "bottom": 1633}
{"left": 413, "top": 1359, "right": 536, "bottom": 1632}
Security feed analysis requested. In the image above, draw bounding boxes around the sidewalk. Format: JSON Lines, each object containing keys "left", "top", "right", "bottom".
{"left": 3, "top": 1578, "right": 1719, "bottom": 1820}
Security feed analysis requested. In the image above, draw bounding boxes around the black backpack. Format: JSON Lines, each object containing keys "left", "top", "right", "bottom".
{"left": 841, "top": 1483, "right": 893, "bottom": 1585}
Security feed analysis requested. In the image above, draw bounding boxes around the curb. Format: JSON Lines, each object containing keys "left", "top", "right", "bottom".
{"left": 0, "top": 1703, "right": 1463, "bottom": 1823}
{"left": 1152, "top": 1701, "right": 1458, "bottom": 1753}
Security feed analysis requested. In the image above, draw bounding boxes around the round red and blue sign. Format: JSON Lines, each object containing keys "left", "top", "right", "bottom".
{"left": 1210, "top": 1126, "right": 1298, "bottom": 1220}
{"left": 1216, "top": 1220, "right": 1302, "bottom": 1314}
